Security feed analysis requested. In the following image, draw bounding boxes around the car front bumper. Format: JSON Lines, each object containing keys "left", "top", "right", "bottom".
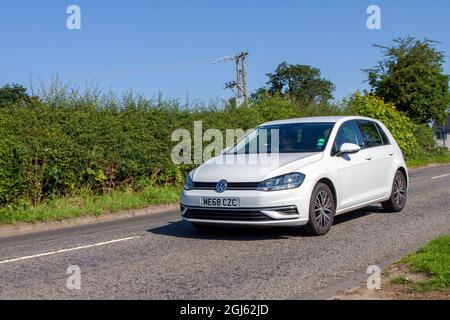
{"left": 180, "top": 182, "right": 314, "bottom": 227}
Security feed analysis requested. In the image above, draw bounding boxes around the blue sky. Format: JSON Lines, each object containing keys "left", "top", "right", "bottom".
{"left": 1, "top": 0, "right": 449, "bottom": 104}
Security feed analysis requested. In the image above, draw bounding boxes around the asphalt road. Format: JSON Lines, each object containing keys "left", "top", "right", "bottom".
{"left": 0, "top": 165, "right": 449, "bottom": 299}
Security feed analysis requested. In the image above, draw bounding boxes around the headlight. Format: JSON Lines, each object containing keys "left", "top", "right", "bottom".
{"left": 257, "top": 173, "right": 305, "bottom": 191}
{"left": 183, "top": 173, "right": 194, "bottom": 190}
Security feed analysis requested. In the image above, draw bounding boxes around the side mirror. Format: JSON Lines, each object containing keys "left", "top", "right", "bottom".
{"left": 337, "top": 143, "right": 361, "bottom": 156}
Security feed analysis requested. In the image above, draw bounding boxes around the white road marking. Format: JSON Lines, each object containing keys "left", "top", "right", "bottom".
{"left": 0, "top": 236, "right": 140, "bottom": 265}
{"left": 431, "top": 173, "right": 450, "bottom": 180}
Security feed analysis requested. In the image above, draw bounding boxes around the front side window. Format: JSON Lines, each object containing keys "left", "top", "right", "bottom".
{"left": 333, "top": 121, "right": 365, "bottom": 154}
{"left": 358, "top": 121, "right": 383, "bottom": 148}
{"left": 227, "top": 122, "right": 335, "bottom": 154}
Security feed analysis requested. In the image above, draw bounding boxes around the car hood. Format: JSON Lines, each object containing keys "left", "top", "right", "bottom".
{"left": 192, "top": 152, "right": 322, "bottom": 182}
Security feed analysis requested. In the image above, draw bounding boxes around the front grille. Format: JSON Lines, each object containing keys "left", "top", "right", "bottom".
{"left": 192, "top": 182, "right": 259, "bottom": 190}
{"left": 184, "top": 208, "right": 273, "bottom": 221}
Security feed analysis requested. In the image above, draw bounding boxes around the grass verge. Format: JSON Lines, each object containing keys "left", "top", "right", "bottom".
{"left": 390, "top": 276, "right": 412, "bottom": 285}
{"left": 406, "top": 151, "right": 450, "bottom": 168}
{"left": 334, "top": 235, "right": 450, "bottom": 299}
{"left": 0, "top": 185, "right": 180, "bottom": 225}
{"left": 398, "top": 235, "right": 450, "bottom": 292}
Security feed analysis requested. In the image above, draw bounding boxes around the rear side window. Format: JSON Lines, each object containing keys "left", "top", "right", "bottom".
{"left": 375, "top": 123, "right": 390, "bottom": 145}
{"left": 358, "top": 121, "right": 383, "bottom": 148}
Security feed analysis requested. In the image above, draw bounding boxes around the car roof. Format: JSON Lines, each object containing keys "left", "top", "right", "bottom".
{"left": 260, "top": 116, "right": 376, "bottom": 126}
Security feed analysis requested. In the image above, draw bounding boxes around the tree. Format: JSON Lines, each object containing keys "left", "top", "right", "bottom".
{"left": 263, "top": 62, "right": 335, "bottom": 106}
{"left": 365, "top": 36, "right": 450, "bottom": 125}
{"left": 0, "top": 84, "right": 31, "bottom": 106}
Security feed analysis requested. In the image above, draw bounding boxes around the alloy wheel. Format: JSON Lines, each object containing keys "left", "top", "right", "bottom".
{"left": 314, "top": 190, "right": 333, "bottom": 228}
{"left": 393, "top": 174, "right": 406, "bottom": 206}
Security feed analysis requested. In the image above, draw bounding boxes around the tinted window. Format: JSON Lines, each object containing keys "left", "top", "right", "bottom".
{"left": 333, "top": 121, "right": 365, "bottom": 154}
{"left": 227, "top": 123, "right": 334, "bottom": 154}
{"left": 359, "top": 121, "right": 383, "bottom": 148}
{"left": 376, "top": 123, "right": 390, "bottom": 145}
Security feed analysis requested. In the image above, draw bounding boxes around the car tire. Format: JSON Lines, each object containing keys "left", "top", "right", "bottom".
{"left": 304, "top": 182, "right": 336, "bottom": 236}
{"left": 382, "top": 170, "right": 407, "bottom": 212}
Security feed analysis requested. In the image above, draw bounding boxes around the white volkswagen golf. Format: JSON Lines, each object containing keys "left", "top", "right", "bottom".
{"left": 180, "top": 116, "right": 408, "bottom": 236}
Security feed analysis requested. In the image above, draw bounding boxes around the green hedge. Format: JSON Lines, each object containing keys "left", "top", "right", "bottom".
{"left": 0, "top": 91, "right": 443, "bottom": 207}
{"left": 0, "top": 95, "right": 341, "bottom": 206}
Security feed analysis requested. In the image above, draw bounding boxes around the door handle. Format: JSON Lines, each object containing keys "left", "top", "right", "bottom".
{"left": 388, "top": 152, "right": 394, "bottom": 156}
{"left": 365, "top": 156, "right": 373, "bottom": 161}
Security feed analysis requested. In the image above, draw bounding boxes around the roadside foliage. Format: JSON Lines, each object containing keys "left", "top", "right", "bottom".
{"left": 344, "top": 93, "right": 447, "bottom": 158}
{"left": 0, "top": 93, "right": 337, "bottom": 207}
{"left": 343, "top": 93, "right": 420, "bottom": 159}
{"left": 0, "top": 87, "right": 445, "bottom": 210}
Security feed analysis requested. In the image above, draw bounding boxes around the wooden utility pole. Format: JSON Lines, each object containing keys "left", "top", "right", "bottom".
{"left": 241, "top": 52, "right": 248, "bottom": 100}
{"left": 236, "top": 57, "right": 242, "bottom": 99}
{"left": 214, "top": 51, "right": 249, "bottom": 105}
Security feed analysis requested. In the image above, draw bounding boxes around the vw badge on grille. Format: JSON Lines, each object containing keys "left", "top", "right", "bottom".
{"left": 215, "top": 180, "right": 228, "bottom": 193}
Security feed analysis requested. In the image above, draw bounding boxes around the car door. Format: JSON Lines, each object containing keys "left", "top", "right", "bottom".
{"left": 332, "top": 120, "right": 376, "bottom": 210}
{"left": 374, "top": 122, "right": 397, "bottom": 196}
{"left": 357, "top": 120, "right": 392, "bottom": 200}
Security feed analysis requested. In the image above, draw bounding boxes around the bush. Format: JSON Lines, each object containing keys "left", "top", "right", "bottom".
{"left": 0, "top": 89, "right": 340, "bottom": 207}
{"left": 343, "top": 92, "right": 446, "bottom": 160}
{"left": 0, "top": 84, "right": 31, "bottom": 106}
{"left": 343, "top": 93, "right": 420, "bottom": 159}
{"left": 412, "top": 124, "right": 445, "bottom": 157}
{"left": 0, "top": 139, "right": 29, "bottom": 204}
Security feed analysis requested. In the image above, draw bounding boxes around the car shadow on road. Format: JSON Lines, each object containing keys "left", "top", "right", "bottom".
{"left": 147, "top": 205, "right": 381, "bottom": 241}
{"left": 334, "top": 205, "right": 382, "bottom": 225}
{"left": 148, "top": 220, "right": 302, "bottom": 241}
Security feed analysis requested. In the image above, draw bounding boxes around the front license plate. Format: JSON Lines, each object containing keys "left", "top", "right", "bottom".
{"left": 201, "top": 197, "right": 240, "bottom": 208}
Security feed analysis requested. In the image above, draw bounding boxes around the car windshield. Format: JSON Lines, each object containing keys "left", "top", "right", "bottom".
{"left": 226, "top": 122, "right": 335, "bottom": 154}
